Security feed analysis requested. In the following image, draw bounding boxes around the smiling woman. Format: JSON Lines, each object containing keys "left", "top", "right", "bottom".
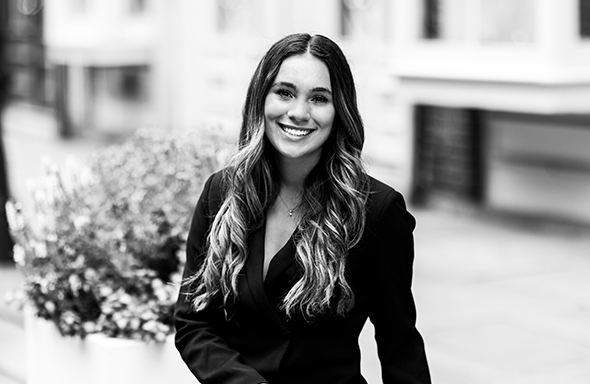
{"left": 175, "top": 33, "right": 431, "bottom": 384}
{"left": 264, "top": 53, "right": 335, "bottom": 165}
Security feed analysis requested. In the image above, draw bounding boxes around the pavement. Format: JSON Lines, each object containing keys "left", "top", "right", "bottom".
{"left": 1, "top": 102, "right": 590, "bottom": 383}
{"left": 413, "top": 209, "right": 590, "bottom": 384}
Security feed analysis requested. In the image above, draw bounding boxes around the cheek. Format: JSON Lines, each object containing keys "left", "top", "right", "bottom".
{"left": 263, "top": 97, "right": 279, "bottom": 140}
{"left": 264, "top": 96, "right": 283, "bottom": 121}
{"left": 317, "top": 106, "right": 336, "bottom": 128}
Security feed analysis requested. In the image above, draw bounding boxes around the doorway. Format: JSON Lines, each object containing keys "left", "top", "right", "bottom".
{"left": 412, "top": 105, "right": 484, "bottom": 206}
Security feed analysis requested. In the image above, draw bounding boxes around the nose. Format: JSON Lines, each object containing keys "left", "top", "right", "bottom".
{"left": 287, "top": 99, "right": 310, "bottom": 122}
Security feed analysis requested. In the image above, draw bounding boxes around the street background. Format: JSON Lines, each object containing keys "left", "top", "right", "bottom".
{"left": 1, "top": 102, "right": 589, "bottom": 384}
{"left": 2, "top": 1, "right": 590, "bottom": 383}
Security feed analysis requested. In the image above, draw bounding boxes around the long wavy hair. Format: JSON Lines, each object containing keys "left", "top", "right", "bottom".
{"left": 187, "top": 33, "right": 370, "bottom": 319}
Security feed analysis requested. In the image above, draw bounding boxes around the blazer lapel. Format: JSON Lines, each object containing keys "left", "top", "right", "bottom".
{"left": 245, "top": 225, "right": 290, "bottom": 333}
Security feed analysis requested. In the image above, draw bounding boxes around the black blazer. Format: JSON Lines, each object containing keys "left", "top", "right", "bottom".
{"left": 175, "top": 171, "right": 431, "bottom": 384}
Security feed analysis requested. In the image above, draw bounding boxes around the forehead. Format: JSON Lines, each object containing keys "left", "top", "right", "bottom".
{"left": 274, "top": 53, "right": 331, "bottom": 89}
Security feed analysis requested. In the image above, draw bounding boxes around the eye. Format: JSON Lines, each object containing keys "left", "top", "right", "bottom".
{"left": 311, "top": 95, "right": 329, "bottom": 104}
{"left": 275, "top": 89, "right": 293, "bottom": 99}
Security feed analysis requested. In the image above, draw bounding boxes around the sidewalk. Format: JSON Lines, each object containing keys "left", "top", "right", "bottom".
{"left": 1, "top": 102, "right": 590, "bottom": 383}
{"left": 412, "top": 208, "right": 590, "bottom": 384}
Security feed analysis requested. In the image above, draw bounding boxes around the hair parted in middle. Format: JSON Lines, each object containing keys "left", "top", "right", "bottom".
{"left": 188, "top": 33, "right": 370, "bottom": 319}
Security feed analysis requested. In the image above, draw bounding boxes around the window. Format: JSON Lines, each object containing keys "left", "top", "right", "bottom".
{"left": 422, "top": 0, "right": 440, "bottom": 39}
{"left": 129, "top": 0, "right": 147, "bottom": 14}
{"left": 16, "top": 0, "right": 43, "bottom": 16}
{"left": 581, "top": 0, "right": 590, "bottom": 38}
{"left": 413, "top": 105, "right": 484, "bottom": 205}
{"left": 340, "top": 0, "right": 389, "bottom": 41}
{"left": 421, "top": 0, "right": 535, "bottom": 44}
{"left": 69, "top": 0, "right": 88, "bottom": 14}
{"left": 216, "top": 0, "right": 249, "bottom": 34}
{"left": 421, "top": 0, "right": 467, "bottom": 41}
{"left": 341, "top": 0, "right": 370, "bottom": 37}
{"left": 479, "top": 0, "right": 535, "bottom": 44}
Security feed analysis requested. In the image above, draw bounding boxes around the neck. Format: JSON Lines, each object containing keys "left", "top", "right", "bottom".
{"left": 277, "top": 154, "right": 319, "bottom": 192}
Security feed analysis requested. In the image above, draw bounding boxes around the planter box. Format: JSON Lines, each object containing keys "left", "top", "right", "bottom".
{"left": 25, "top": 310, "right": 198, "bottom": 384}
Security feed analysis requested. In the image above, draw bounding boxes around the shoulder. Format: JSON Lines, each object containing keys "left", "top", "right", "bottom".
{"left": 365, "top": 176, "right": 416, "bottom": 233}
{"left": 365, "top": 176, "right": 407, "bottom": 214}
{"left": 203, "top": 169, "right": 224, "bottom": 197}
{"left": 195, "top": 169, "right": 225, "bottom": 217}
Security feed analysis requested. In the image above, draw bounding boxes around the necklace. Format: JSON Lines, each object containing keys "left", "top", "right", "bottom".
{"left": 277, "top": 194, "right": 296, "bottom": 217}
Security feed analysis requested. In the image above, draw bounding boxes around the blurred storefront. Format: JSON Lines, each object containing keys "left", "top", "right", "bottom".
{"left": 398, "top": 0, "right": 590, "bottom": 224}
{"left": 3, "top": 0, "right": 158, "bottom": 137}
{"left": 43, "top": 0, "right": 158, "bottom": 137}
{"left": 3, "top": 0, "right": 590, "bottom": 224}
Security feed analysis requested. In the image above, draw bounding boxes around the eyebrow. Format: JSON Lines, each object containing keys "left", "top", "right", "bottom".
{"left": 273, "top": 81, "right": 332, "bottom": 94}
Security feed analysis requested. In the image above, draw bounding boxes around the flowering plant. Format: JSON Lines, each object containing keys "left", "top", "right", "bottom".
{"left": 6, "top": 129, "right": 222, "bottom": 342}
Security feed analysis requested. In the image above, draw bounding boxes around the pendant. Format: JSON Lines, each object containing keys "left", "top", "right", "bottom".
{"left": 288, "top": 209, "right": 293, "bottom": 217}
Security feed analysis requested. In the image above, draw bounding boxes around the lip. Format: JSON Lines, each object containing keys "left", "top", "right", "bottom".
{"left": 278, "top": 123, "right": 316, "bottom": 137}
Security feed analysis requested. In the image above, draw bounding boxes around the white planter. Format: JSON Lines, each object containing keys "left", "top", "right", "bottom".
{"left": 24, "top": 310, "right": 198, "bottom": 384}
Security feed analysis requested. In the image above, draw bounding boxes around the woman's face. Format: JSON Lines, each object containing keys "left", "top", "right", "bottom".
{"left": 264, "top": 53, "right": 335, "bottom": 165}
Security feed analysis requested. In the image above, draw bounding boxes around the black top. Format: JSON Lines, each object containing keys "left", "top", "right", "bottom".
{"left": 175, "top": 171, "right": 431, "bottom": 384}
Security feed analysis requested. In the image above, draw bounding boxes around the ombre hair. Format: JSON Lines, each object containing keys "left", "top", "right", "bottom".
{"left": 187, "top": 33, "right": 370, "bottom": 319}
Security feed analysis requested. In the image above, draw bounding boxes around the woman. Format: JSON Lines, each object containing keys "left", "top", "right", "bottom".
{"left": 175, "top": 33, "right": 431, "bottom": 384}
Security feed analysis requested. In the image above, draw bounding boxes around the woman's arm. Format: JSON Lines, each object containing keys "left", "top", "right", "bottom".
{"left": 369, "top": 190, "right": 431, "bottom": 384}
{"left": 174, "top": 173, "right": 268, "bottom": 384}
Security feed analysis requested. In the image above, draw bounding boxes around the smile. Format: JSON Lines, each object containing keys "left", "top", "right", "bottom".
{"left": 279, "top": 123, "right": 316, "bottom": 137}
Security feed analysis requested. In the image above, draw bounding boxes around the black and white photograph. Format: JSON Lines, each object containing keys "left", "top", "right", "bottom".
{"left": 1, "top": 1, "right": 589, "bottom": 383}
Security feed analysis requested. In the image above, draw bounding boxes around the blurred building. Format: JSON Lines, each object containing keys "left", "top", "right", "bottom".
{"left": 1, "top": 0, "right": 160, "bottom": 137}
{"left": 396, "top": 0, "right": 590, "bottom": 224}
{"left": 42, "top": 0, "right": 160, "bottom": 137}
{"left": 4, "top": 0, "right": 590, "bottom": 224}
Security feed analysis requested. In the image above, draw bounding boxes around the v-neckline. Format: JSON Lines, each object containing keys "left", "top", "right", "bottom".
{"left": 245, "top": 224, "right": 297, "bottom": 332}
{"left": 263, "top": 217, "right": 298, "bottom": 280}
{"left": 261, "top": 222, "right": 297, "bottom": 286}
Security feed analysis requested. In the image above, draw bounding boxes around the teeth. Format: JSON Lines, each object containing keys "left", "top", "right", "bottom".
{"left": 281, "top": 125, "right": 313, "bottom": 137}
